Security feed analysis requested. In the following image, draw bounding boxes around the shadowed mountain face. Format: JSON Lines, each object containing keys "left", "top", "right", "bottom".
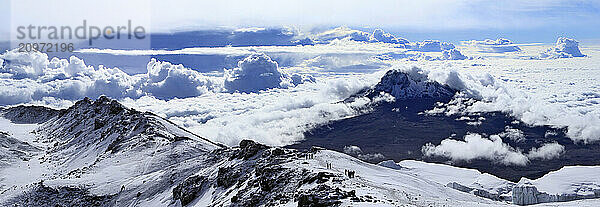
{"left": 287, "top": 69, "right": 600, "bottom": 182}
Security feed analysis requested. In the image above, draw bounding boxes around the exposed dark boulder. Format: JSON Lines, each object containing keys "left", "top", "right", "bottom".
{"left": 173, "top": 175, "right": 209, "bottom": 206}
{"left": 297, "top": 184, "right": 356, "bottom": 207}
{"left": 233, "top": 139, "right": 268, "bottom": 159}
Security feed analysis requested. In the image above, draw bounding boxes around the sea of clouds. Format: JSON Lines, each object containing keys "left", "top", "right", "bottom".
{"left": 1, "top": 27, "right": 597, "bottom": 154}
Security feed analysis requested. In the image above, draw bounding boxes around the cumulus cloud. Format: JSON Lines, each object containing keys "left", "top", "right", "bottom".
{"left": 144, "top": 59, "right": 220, "bottom": 98}
{"left": 368, "top": 29, "right": 410, "bottom": 45}
{"left": 441, "top": 49, "right": 468, "bottom": 60}
{"left": 540, "top": 37, "right": 585, "bottom": 59}
{"left": 397, "top": 65, "right": 600, "bottom": 144}
{"left": 0, "top": 50, "right": 322, "bottom": 105}
{"left": 412, "top": 40, "right": 455, "bottom": 52}
{"left": 313, "top": 26, "right": 371, "bottom": 43}
{"left": 0, "top": 50, "right": 224, "bottom": 104}
{"left": 0, "top": 48, "right": 382, "bottom": 147}
{"left": 422, "top": 134, "right": 529, "bottom": 166}
{"left": 462, "top": 38, "right": 521, "bottom": 53}
{"left": 312, "top": 27, "right": 410, "bottom": 47}
{"left": 343, "top": 145, "right": 385, "bottom": 162}
{"left": 498, "top": 126, "right": 525, "bottom": 142}
{"left": 224, "top": 53, "right": 290, "bottom": 93}
{"left": 0, "top": 50, "right": 49, "bottom": 78}
{"left": 422, "top": 133, "right": 566, "bottom": 165}
{"left": 526, "top": 142, "right": 565, "bottom": 160}
{"left": 343, "top": 145, "right": 363, "bottom": 155}
{"left": 223, "top": 53, "right": 314, "bottom": 93}
{"left": 0, "top": 51, "right": 146, "bottom": 104}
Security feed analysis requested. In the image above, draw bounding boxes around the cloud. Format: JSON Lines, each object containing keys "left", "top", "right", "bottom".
{"left": 0, "top": 50, "right": 49, "bottom": 78}
{"left": 401, "top": 65, "right": 600, "bottom": 143}
{"left": 312, "top": 27, "right": 409, "bottom": 46}
{"left": 343, "top": 145, "right": 385, "bottom": 162}
{"left": 540, "top": 37, "right": 585, "bottom": 59}
{"left": 462, "top": 38, "right": 521, "bottom": 53}
{"left": 2, "top": 38, "right": 599, "bottom": 148}
{"left": 343, "top": 145, "right": 363, "bottom": 155}
{"left": 422, "top": 133, "right": 566, "bottom": 165}
{"left": 223, "top": 53, "right": 291, "bottom": 93}
{"left": 0, "top": 50, "right": 321, "bottom": 105}
{"left": 412, "top": 40, "right": 455, "bottom": 52}
{"left": 121, "top": 74, "right": 377, "bottom": 146}
{"left": 0, "top": 48, "right": 383, "bottom": 147}
{"left": 441, "top": 49, "right": 468, "bottom": 60}
{"left": 144, "top": 59, "right": 220, "bottom": 99}
{"left": 526, "top": 142, "right": 565, "bottom": 160}
{"left": 422, "top": 134, "right": 530, "bottom": 166}
{"left": 498, "top": 126, "right": 525, "bottom": 142}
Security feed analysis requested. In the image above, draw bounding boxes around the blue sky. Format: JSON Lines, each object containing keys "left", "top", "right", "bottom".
{"left": 1, "top": 0, "right": 599, "bottom": 43}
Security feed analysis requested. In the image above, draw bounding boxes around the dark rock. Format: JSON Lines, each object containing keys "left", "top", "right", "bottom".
{"left": 297, "top": 185, "right": 356, "bottom": 207}
{"left": 4, "top": 182, "right": 115, "bottom": 206}
{"left": 234, "top": 140, "right": 268, "bottom": 159}
{"left": 173, "top": 175, "right": 208, "bottom": 206}
{"left": 1, "top": 105, "right": 62, "bottom": 124}
{"left": 217, "top": 167, "right": 242, "bottom": 188}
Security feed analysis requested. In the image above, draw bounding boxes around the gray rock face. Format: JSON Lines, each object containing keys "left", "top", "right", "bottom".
{"left": 372, "top": 69, "right": 456, "bottom": 100}
{"left": 5, "top": 182, "right": 115, "bottom": 207}
{"left": 173, "top": 175, "right": 209, "bottom": 206}
{"left": 297, "top": 184, "right": 356, "bottom": 207}
{"left": 169, "top": 140, "right": 369, "bottom": 206}
{"left": 1, "top": 105, "right": 62, "bottom": 124}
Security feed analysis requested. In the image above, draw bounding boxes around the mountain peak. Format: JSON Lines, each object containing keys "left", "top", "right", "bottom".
{"left": 372, "top": 69, "right": 456, "bottom": 100}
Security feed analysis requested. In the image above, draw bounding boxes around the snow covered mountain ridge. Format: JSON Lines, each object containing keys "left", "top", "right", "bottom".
{"left": 1, "top": 97, "right": 600, "bottom": 206}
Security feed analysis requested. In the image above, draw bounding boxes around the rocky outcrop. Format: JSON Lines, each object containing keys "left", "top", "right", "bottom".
{"left": 170, "top": 140, "right": 368, "bottom": 206}
{"left": 297, "top": 184, "right": 356, "bottom": 207}
{"left": 1, "top": 105, "right": 62, "bottom": 124}
{"left": 5, "top": 182, "right": 115, "bottom": 207}
{"left": 173, "top": 175, "right": 209, "bottom": 206}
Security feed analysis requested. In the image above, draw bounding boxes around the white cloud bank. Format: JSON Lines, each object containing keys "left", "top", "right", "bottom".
{"left": 422, "top": 133, "right": 565, "bottom": 166}
{"left": 2, "top": 36, "right": 599, "bottom": 147}
{"left": 0, "top": 50, "right": 318, "bottom": 105}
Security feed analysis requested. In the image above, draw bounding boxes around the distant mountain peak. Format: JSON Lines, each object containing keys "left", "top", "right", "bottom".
{"left": 372, "top": 69, "right": 456, "bottom": 100}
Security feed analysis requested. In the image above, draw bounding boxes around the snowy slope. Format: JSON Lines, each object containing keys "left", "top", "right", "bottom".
{"left": 0, "top": 97, "right": 508, "bottom": 207}
{"left": 393, "top": 160, "right": 514, "bottom": 200}
{"left": 2, "top": 97, "right": 600, "bottom": 206}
